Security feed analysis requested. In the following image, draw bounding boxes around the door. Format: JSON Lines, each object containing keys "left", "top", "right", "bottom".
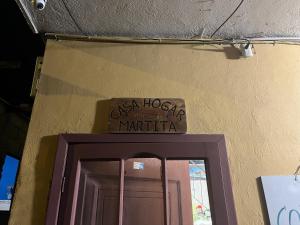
{"left": 45, "top": 134, "right": 238, "bottom": 225}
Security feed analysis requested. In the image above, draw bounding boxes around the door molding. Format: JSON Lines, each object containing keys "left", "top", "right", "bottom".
{"left": 45, "top": 134, "right": 238, "bottom": 225}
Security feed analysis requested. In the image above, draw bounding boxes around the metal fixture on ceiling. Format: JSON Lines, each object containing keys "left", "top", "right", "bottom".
{"left": 35, "top": 0, "right": 47, "bottom": 10}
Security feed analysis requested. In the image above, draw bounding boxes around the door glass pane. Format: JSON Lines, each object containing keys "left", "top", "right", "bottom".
{"left": 167, "top": 160, "right": 212, "bottom": 225}
{"left": 75, "top": 160, "right": 120, "bottom": 225}
{"left": 123, "top": 158, "right": 164, "bottom": 225}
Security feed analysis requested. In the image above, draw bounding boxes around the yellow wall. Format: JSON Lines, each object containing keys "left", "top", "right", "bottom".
{"left": 9, "top": 40, "right": 300, "bottom": 225}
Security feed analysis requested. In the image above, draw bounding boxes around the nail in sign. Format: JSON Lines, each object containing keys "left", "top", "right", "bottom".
{"left": 109, "top": 98, "right": 187, "bottom": 133}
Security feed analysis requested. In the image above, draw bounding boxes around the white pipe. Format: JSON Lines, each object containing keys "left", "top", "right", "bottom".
{"left": 248, "top": 37, "right": 300, "bottom": 42}
{"left": 45, "top": 33, "right": 300, "bottom": 44}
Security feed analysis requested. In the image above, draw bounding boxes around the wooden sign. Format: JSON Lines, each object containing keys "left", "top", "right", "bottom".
{"left": 109, "top": 98, "right": 187, "bottom": 133}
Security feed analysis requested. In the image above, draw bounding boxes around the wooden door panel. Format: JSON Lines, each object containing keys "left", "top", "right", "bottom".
{"left": 100, "top": 197, "right": 119, "bottom": 225}
{"left": 123, "top": 194, "right": 164, "bottom": 225}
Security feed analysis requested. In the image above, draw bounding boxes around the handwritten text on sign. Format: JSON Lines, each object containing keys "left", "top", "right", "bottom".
{"left": 261, "top": 176, "right": 300, "bottom": 225}
{"left": 109, "top": 98, "right": 187, "bottom": 133}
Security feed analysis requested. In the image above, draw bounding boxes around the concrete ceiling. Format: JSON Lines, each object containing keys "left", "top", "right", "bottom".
{"left": 17, "top": 0, "right": 300, "bottom": 38}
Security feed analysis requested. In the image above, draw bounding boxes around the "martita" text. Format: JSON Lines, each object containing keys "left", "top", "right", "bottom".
{"left": 119, "top": 120, "right": 177, "bottom": 132}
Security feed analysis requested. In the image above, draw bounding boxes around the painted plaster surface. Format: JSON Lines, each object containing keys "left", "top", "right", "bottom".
{"left": 9, "top": 40, "right": 300, "bottom": 225}
{"left": 19, "top": 0, "right": 300, "bottom": 38}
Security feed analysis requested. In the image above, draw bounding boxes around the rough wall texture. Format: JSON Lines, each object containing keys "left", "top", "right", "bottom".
{"left": 9, "top": 40, "right": 300, "bottom": 225}
{"left": 18, "top": 0, "right": 300, "bottom": 38}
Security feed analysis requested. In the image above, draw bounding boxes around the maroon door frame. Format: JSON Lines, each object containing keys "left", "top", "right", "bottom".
{"left": 45, "top": 134, "right": 238, "bottom": 225}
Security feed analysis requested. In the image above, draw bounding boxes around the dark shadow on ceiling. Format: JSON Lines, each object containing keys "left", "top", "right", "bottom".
{"left": 0, "top": 0, "right": 45, "bottom": 106}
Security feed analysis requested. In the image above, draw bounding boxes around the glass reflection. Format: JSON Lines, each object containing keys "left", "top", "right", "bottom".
{"left": 75, "top": 160, "right": 120, "bottom": 225}
{"left": 167, "top": 160, "right": 212, "bottom": 225}
{"left": 73, "top": 159, "right": 212, "bottom": 225}
{"left": 123, "top": 158, "right": 164, "bottom": 225}
{"left": 189, "top": 160, "right": 212, "bottom": 225}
